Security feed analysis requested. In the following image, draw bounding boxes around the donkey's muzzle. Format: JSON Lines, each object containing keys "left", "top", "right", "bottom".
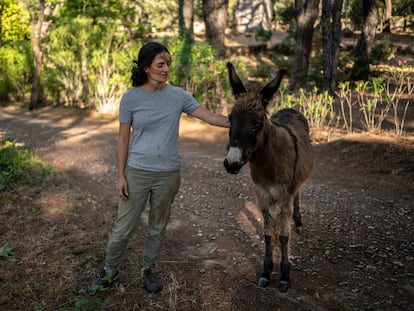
{"left": 223, "top": 158, "right": 243, "bottom": 174}
{"left": 224, "top": 146, "right": 245, "bottom": 174}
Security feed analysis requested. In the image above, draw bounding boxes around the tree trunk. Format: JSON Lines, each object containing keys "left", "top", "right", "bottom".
{"left": 262, "top": 0, "right": 273, "bottom": 30}
{"left": 29, "top": 0, "right": 45, "bottom": 111}
{"left": 179, "top": 0, "right": 194, "bottom": 39}
{"left": 290, "top": 0, "right": 319, "bottom": 89}
{"left": 322, "top": 0, "right": 343, "bottom": 96}
{"left": 203, "top": 0, "right": 228, "bottom": 58}
{"left": 177, "top": 0, "right": 194, "bottom": 84}
{"left": 0, "top": 4, "right": 3, "bottom": 47}
{"left": 383, "top": 0, "right": 392, "bottom": 33}
{"left": 352, "top": 0, "right": 378, "bottom": 80}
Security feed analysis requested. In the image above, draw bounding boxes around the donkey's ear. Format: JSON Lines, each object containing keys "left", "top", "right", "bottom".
{"left": 227, "top": 62, "right": 247, "bottom": 98}
{"left": 260, "top": 69, "right": 287, "bottom": 104}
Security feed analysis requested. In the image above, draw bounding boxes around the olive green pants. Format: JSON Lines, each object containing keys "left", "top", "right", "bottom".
{"left": 104, "top": 166, "right": 180, "bottom": 275}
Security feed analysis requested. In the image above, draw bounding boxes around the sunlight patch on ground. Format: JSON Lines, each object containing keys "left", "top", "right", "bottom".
{"left": 36, "top": 192, "right": 77, "bottom": 220}
{"left": 235, "top": 201, "right": 262, "bottom": 241}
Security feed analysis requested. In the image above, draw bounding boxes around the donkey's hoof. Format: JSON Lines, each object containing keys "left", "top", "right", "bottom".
{"left": 278, "top": 280, "right": 289, "bottom": 292}
{"left": 295, "top": 225, "right": 303, "bottom": 234}
{"left": 258, "top": 277, "right": 269, "bottom": 288}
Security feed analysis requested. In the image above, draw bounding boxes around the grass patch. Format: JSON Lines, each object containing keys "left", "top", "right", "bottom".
{"left": 0, "top": 138, "right": 56, "bottom": 191}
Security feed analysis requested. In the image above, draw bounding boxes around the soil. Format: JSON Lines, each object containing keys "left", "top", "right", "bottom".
{"left": 1, "top": 103, "right": 413, "bottom": 311}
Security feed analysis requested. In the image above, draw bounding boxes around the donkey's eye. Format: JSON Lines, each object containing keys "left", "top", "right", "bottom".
{"left": 251, "top": 124, "right": 261, "bottom": 132}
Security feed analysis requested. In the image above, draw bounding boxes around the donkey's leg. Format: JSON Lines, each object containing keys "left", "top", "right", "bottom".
{"left": 279, "top": 235, "right": 290, "bottom": 292}
{"left": 258, "top": 234, "right": 273, "bottom": 288}
{"left": 278, "top": 198, "right": 294, "bottom": 292}
{"left": 293, "top": 193, "right": 303, "bottom": 234}
{"left": 256, "top": 191, "right": 274, "bottom": 288}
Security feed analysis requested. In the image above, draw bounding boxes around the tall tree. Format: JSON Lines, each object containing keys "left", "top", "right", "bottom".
{"left": 177, "top": 0, "right": 194, "bottom": 85}
{"left": 321, "top": 0, "right": 343, "bottom": 96}
{"left": 382, "top": 0, "right": 392, "bottom": 33}
{"left": 352, "top": 0, "right": 378, "bottom": 80}
{"left": 179, "top": 0, "right": 194, "bottom": 39}
{"left": 29, "top": 0, "right": 46, "bottom": 110}
{"left": 0, "top": 3, "right": 3, "bottom": 47}
{"left": 203, "top": 0, "right": 228, "bottom": 58}
{"left": 290, "top": 0, "right": 319, "bottom": 89}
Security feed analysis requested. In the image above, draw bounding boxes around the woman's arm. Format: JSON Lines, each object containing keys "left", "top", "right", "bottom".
{"left": 190, "top": 106, "right": 230, "bottom": 128}
{"left": 117, "top": 122, "right": 131, "bottom": 200}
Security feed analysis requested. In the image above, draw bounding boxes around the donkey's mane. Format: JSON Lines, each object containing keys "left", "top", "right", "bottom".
{"left": 231, "top": 92, "right": 267, "bottom": 117}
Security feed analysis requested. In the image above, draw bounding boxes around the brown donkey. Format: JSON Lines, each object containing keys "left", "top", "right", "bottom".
{"left": 223, "top": 63, "right": 314, "bottom": 292}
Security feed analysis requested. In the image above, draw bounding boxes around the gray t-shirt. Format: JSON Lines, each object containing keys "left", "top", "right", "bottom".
{"left": 119, "top": 85, "right": 200, "bottom": 171}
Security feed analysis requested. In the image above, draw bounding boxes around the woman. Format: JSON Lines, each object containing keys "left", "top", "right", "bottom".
{"left": 88, "top": 42, "right": 229, "bottom": 295}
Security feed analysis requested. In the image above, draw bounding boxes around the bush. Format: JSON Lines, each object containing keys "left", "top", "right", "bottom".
{"left": 167, "top": 39, "right": 235, "bottom": 112}
{"left": 0, "top": 139, "right": 55, "bottom": 191}
{"left": 255, "top": 26, "right": 272, "bottom": 42}
{"left": 371, "top": 41, "right": 397, "bottom": 63}
{"left": 0, "top": 41, "right": 33, "bottom": 102}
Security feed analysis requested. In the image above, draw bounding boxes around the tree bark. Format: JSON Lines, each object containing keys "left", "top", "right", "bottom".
{"left": 203, "top": 0, "right": 228, "bottom": 58}
{"left": 352, "top": 0, "right": 378, "bottom": 80}
{"left": 322, "top": 0, "right": 343, "bottom": 96}
{"left": 382, "top": 0, "right": 392, "bottom": 33}
{"left": 29, "top": 0, "right": 45, "bottom": 111}
{"left": 263, "top": 0, "right": 273, "bottom": 30}
{"left": 290, "top": 0, "right": 320, "bottom": 89}
{"left": 0, "top": 3, "right": 3, "bottom": 47}
{"left": 179, "top": 0, "right": 194, "bottom": 39}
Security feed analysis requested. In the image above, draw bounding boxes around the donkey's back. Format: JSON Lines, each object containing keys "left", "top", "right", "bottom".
{"left": 269, "top": 108, "right": 313, "bottom": 188}
{"left": 270, "top": 108, "right": 309, "bottom": 134}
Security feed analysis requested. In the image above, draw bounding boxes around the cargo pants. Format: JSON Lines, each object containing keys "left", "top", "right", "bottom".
{"left": 104, "top": 166, "right": 180, "bottom": 276}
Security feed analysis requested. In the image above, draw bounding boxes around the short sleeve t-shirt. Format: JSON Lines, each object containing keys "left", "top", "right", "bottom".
{"left": 118, "top": 85, "right": 200, "bottom": 171}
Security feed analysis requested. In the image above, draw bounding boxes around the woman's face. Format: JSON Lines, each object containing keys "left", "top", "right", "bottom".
{"left": 145, "top": 51, "right": 171, "bottom": 84}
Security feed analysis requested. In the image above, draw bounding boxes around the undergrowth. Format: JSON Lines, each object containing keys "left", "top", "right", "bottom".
{"left": 0, "top": 138, "right": 56, "bottom": 191}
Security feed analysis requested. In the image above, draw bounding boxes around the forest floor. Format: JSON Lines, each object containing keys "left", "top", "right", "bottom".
{"left": 1, "top": 32, "right": 414, "bottom": 311}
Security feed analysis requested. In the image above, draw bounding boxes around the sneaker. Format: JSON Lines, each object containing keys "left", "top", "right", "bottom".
{"left": 87, "top": 268, "right": 119, "bottom": 295}
{"left": 141, "top": 269, "right": 163, "bottom": 293}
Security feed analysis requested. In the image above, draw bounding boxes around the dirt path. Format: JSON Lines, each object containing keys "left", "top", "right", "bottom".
{"left": 1, "top": 106, "right": 413, "bottom": 310}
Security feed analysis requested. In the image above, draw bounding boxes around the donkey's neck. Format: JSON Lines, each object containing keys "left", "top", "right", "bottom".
{"left": 249, "top": 119, "right": 296, "bottom": 184}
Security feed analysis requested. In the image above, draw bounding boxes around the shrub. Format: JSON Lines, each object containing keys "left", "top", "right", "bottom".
{"left": 0, "top": 139, "right": 55, "bottom": 191}
{"left": 0, "top": 42, "right": 33, "bottom": 102}
{"left": 371, "top": 41, "right": 397, "bottom": 63}
{"left": 255, "top": 26, "right": 272, "bottom": 42}
{"left": 168, "top": 39, "right": 235, "bottom": 112}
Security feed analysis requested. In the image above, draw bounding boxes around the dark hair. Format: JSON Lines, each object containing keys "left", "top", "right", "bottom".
{"left": 131, "top": 42, "right": 170, "bottom": 87}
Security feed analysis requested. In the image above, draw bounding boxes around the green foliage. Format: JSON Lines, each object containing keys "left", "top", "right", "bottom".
{"left": 168, "top": 39, "right": 234, "bottom": 112}
{"left": 298, "top": 87, "right": 337, "bottom": 133}
{"left": 0, "top": 245, "right": 14, "bottom": 260}
{"left": 355, "top": 78, "right": 390, "bottom": 132}
{"left": 255, "top": 26, "right": 272, "bottom": 42}
{"left": 0, "top": 0, "right": 31, "bottom": 44}
{"left": 45, "top": 13, "right": 140, "bottom": 111}
{"left": 89, "top": 22, "right": 140, "bottom": 113}
{"left": 251, "top": 65, "right": 271, "bottom": 79}
{"left": 58, "top": 296, "right": 102, "bottom": 311}
{"left": 275, "top": 87, "right": 337, "bottom": 141}
{"left": 0, "top": 41, "right": 34, "bottom": 102}
{"left": 349, "top": 0, "right": 363, "bottom": 28}
{"left": 337, "top": 80, "right": 355, "bottom": 133}
{"left": 385, "top": 60, "right": 413, "bottom": 135}
{"left": 337, "top": 69, "right": 413, "bottom": 135}
{"left": 274, "top": 2, "right": 296, "bottom": 30}
{"left": 0, "top": 139, "right": 55, "bottom": 191}
{"left": 371, "top": 41, "right": 397, "bottom": 63}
